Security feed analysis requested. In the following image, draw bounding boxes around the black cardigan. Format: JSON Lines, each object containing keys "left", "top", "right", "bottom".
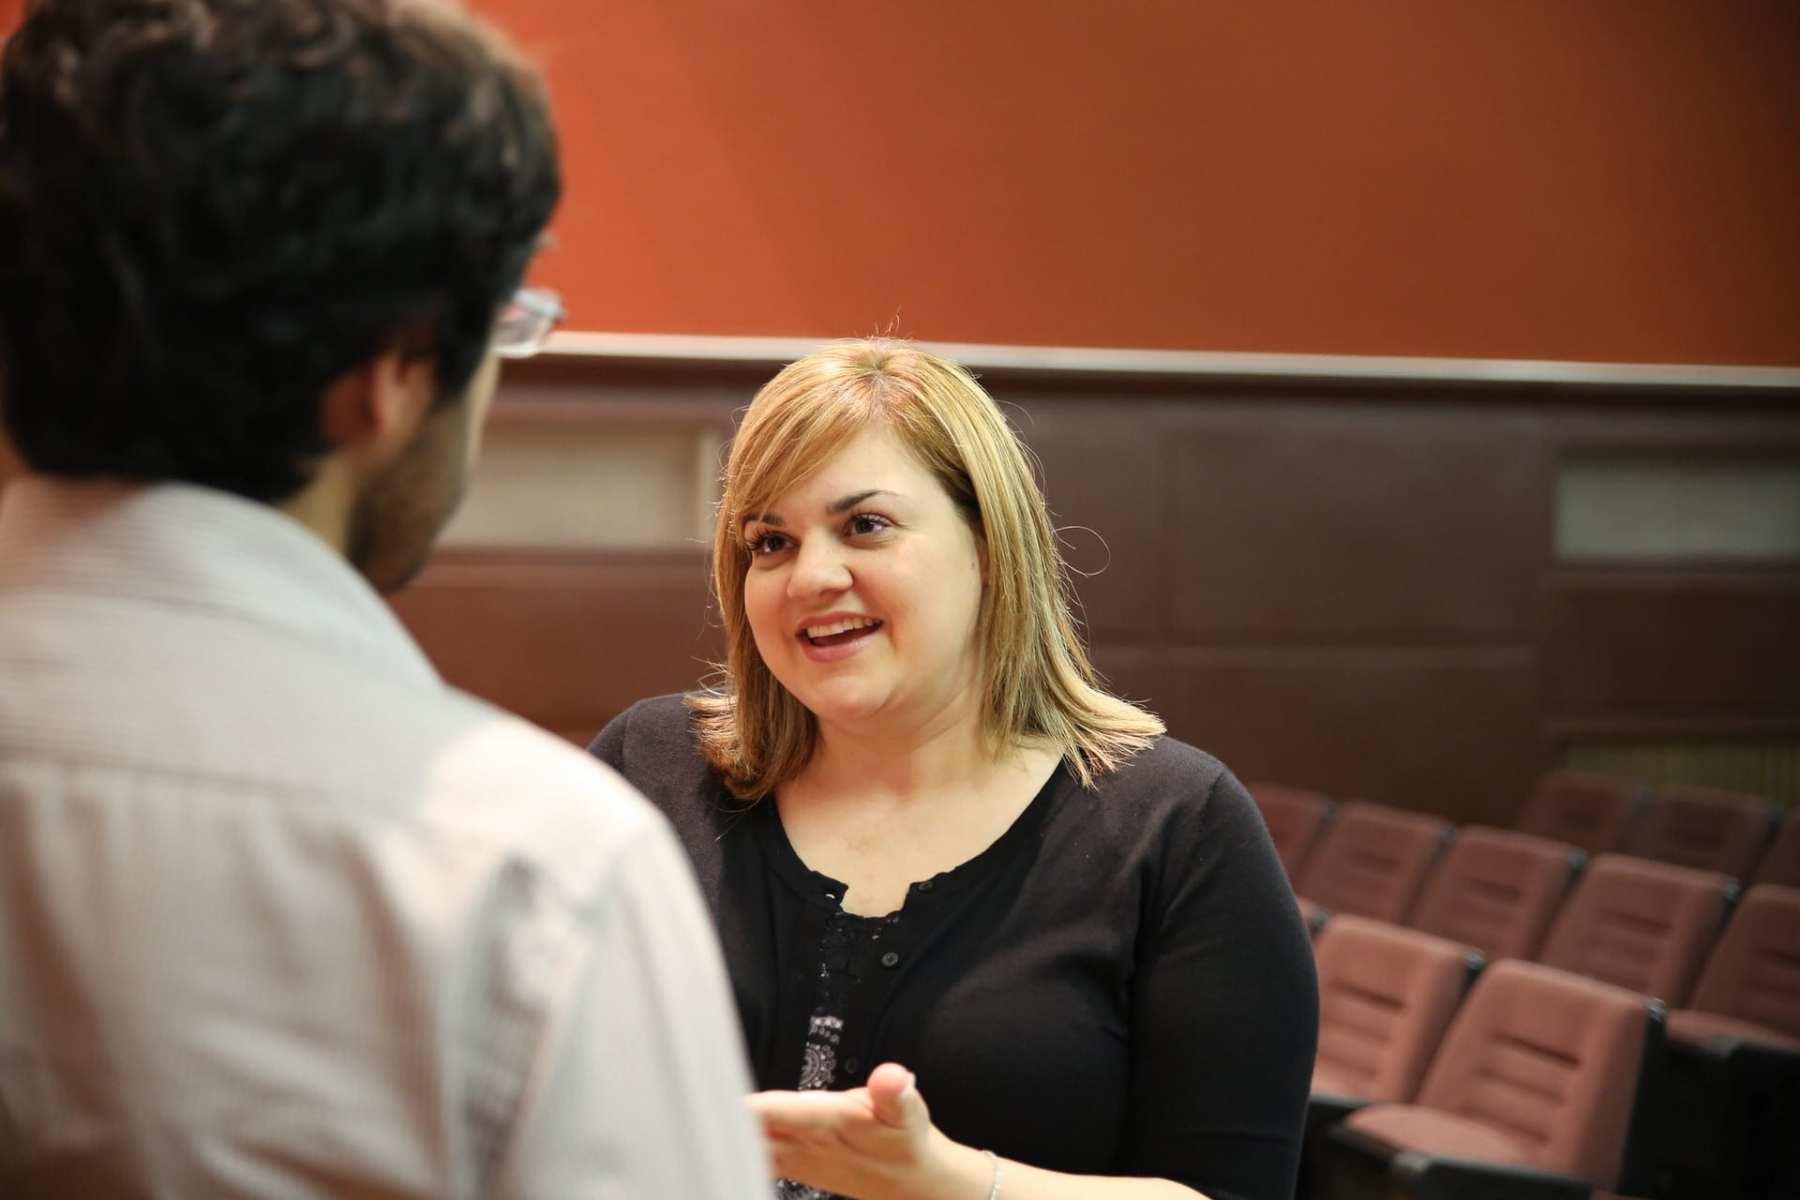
{"left": 591, "top": 695, "right": 1317, "bottom": 1200}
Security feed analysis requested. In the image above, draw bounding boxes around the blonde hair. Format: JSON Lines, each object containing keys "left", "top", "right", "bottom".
{"left": 690, "top": 339, "right": 1163, "bottom": 799}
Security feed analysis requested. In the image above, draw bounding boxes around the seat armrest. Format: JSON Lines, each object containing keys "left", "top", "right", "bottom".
{"left": 1307, "top": 1091, "right": 1373, "bottom": 1133}
{"left": 1670, "top": 1031, "right": 1800, "bottom": 1091}
{"left": 1320, "top": 1124, "right": 1593, "bottom": 1200}
{"left": 1301, "top": 1093, "right": 1376, "bottom": 1199}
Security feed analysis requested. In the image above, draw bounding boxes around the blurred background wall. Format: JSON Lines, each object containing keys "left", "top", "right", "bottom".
{"left": 2, "top": 1, "right": 1796, "bottom": 818}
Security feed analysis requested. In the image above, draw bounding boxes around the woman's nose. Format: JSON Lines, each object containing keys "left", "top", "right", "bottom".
{"left": 787, "top": 536, "right": 852, "bottom": 598}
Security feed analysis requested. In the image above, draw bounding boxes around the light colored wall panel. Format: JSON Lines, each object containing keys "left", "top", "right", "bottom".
{"left": 1556, "top": 457, "right": 1800, "bottom": 560}
{"left": 442, "top": 426, "right": 707, "bottom": 550}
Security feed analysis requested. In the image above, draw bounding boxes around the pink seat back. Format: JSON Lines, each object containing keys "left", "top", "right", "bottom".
{"left": 1538, "top": 853, "right": 1735, "bottom": 1006}
{"left": 1410, "top": 826, "right": 1583, "bottom": 962}
{"left": 1248, "top": 782, "right": 1335, "bottom": 882}
{"left": 1297, "top": 801, "right": 1451, "bottom": 924}
{"left": 1515, "top": 770, "right": 1643, "bottom": 857}
{"left": 1414, "top": 959, "right": 1659, "bottom": 1188}
{"left": 1751, "top": 810, "right": 1800, "bottom": 889}
{"left": 1624, "top": 784, "right": 1775, "bottom": 881}
{"left": 1312, "top": 916, "right": 1478, "bottom": 1102}
{"left": 1687, "top": 883, "right": 1800, "bottom": 1042}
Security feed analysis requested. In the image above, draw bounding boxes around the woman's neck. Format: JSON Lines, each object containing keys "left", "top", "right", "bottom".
{"left": 804, "top": 703, "right": 995, "bottom": 805}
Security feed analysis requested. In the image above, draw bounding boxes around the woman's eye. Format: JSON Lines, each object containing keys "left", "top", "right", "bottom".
{"left": 747, "top": 531, "right": 790, "bottom": 557}
{"left": 846, "top": 513, "right": 891, "bottom": 537}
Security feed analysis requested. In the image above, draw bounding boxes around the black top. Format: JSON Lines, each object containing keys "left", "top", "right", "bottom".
{"left": 591, "top": 695, "right": 1318, "bottom": 1200}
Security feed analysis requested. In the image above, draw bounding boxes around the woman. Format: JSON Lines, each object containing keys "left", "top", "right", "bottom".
{"left": 591, "top": 340, "right": 1317, "bottom": 1200}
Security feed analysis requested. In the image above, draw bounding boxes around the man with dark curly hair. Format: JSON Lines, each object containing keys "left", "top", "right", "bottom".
{"left": 0, "top": 2, "right": 765, "bottom": 1194}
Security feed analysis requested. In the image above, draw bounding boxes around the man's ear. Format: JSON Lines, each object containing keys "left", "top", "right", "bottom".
{"left": 318, "top": 349, "right": 436, "bottom": 459}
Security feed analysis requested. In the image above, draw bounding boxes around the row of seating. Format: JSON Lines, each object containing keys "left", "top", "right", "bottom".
{"left": 1518, "top": 773, "right": 1789, "bottom": 884}
{"left": 1249, "top": 778, "right": 1800, "bottom": 1199}
{"left": 1259, "top": 772, "right": 1798, "bottom": 908}
{"left": 1302, "top": 886, "right": 1798, "bottom": 1199}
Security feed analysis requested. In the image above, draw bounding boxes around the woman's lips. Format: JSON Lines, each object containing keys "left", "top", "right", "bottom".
{"left": 797, "top": 621, "right": 882, "bottom": 662}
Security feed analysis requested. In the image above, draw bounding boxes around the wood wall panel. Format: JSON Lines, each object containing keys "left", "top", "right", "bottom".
{"left": 390, "top": 552, "right": 717, "bottom": 742}
{"left": 1023, "top": 411, "right": 1171, "bottom": 641}
{"left": 1165, "top": 411, "right": 1550, "bottom": 639}
{"left": 1092, "top": 644, "right": 1540, "bottom": 828}
{"left": 1544, "top": 573, "right": 1800, "bottom": 716}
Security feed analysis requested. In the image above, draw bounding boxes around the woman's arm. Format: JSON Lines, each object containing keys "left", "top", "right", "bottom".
{"left": 1113, "top": 768, "right": 1319, "bottom": 1197}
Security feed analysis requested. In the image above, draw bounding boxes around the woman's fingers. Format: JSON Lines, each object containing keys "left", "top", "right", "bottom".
{"left": 748, "top": 1087, "right": 866, "bottom": 1142}
{"left": 865, "top": 1064, "right": 919, "bottom": 1128}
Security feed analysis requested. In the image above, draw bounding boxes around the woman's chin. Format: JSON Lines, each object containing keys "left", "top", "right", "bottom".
{"left": 796, "top": 680, "right": 892, "bottom": 727}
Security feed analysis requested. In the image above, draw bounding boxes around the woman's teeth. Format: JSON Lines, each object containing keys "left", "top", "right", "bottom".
{"left": 804, "top": 617, "right": 881, "bottom": 641}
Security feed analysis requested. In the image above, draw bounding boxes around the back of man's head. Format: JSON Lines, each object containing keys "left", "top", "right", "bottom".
{"left": 0, "top": 0, "right": 560, "bottom": 503}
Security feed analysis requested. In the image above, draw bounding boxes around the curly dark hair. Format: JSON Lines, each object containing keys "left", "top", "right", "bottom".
{"left": 0, "top": 0, "right": 561, "bottom": 501}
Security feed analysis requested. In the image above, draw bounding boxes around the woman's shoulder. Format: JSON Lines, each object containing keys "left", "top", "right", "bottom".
{"left": 593, "top": 692, "right": 699, "bottom": 754}
{"left": 1088, "top": 734, "right": 1262, "bottom": 835}
{"left": 588, "top": 693, "right": 719, "bottom": 806}
{"left": 1104, "top": 734, "right": 1239, "bottom": 799}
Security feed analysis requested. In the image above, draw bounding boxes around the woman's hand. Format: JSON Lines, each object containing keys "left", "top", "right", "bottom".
{"left": 747, "top": 1062, "right": 994, "bottom": 1200}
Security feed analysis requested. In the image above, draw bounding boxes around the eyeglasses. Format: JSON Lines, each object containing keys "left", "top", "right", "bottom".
{"left": 492, "top": 286, "right": 564, "bottom": 359}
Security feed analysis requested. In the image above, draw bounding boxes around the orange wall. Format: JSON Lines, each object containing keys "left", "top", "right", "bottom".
{"left": 4, "top": 2, "right": 1794, "bottom": 363}
{"left": 475, "top": 0, "right": 1800, "bottom": 364}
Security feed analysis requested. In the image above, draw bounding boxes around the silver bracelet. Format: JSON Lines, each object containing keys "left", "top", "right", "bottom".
{"left": 980, "top": 1148, "right": 1003, "bottom": 1200}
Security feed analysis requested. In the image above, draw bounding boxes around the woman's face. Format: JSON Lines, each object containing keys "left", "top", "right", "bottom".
{"left": 741, "top": 423, "right": 987, "bottom": 734}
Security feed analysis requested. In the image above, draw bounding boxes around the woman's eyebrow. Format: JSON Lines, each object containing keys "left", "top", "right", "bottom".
{"left": 826, "top": 489, "right": 897, "bottom": 515}
{"left": 747, "top": 489, "right": 900, "bottom": 528}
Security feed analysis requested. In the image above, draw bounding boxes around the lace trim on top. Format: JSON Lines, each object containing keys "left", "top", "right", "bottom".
{"left": 774, "top": 905, "right": 899, "bottom": 1200}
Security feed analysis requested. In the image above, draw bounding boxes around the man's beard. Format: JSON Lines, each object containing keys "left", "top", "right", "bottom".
{"left": 345, "top": 396, "right": 471, "bottom": 595}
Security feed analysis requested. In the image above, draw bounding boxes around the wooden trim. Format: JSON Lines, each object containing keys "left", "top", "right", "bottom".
{"left": 537, "top": 331, "right": 1800, "bottom": 392}
{"left": 1547, "top": 718, "right": 1800, "bottom": 742}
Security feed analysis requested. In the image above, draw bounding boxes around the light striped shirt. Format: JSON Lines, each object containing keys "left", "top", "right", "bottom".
{"left": 0, "top": 478, "right": 766, "bottom": 1198}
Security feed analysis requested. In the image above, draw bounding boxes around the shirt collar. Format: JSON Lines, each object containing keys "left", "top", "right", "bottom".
{"left": 0, "top": 476, "right": 440, "bottom": 687}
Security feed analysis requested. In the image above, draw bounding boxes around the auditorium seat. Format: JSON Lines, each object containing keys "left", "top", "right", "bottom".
{"left": 1674, "top": 882, "right": 1800, "bottom": 1048}
{"left": 1297, "top": 801, "right": 1453, "bottom": 926}
{"left": 1249, "top": 781, "right": 1336, "bottom": 882}
{"left": 1316, "top": 960, "right": 1663, "bottom": 1200}
{"left": 1296, "top": 895, "right": 1329, "bottom": 936}
{"left": 1408, "top": 826, "right": 1583, "bottom": 963}
{"left": 1649, "top": 884, "right": 1800, "bottom": 1199}
{"left": 1514, "top": 770, "right": 1645, "bottom": 858}
{"left": 1536, "top": 854, "right": 1736, "bottom": 1008}
{"left": 1304, "top": 917, "right": 1481, "bottom": 1198}
{"left": 1622, "top": 783, "right": 1776, "bottom": 881}
{"left": 1751, "top": 808, "right": 1800, "bottom": 888}
{"left": 1311, "top": 917, "right": 1482, "bottom": 1104}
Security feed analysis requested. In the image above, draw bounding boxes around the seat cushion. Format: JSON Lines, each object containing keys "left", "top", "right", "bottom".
{"left": 1667, "top": 1009, "right": 1800, "bottom": 1054}
{"left": 1344, "top": 1103, "right": 1537, "bottom": 1169}
{"left": 1311, "top": 1060, "right": 1363, "bottom": 1097}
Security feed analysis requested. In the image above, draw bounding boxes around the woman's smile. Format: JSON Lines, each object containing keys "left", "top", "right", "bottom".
{"left": 797, "top": 614, "right": 885, "bottom": 661}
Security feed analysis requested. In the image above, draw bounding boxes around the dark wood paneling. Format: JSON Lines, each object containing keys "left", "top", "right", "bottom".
{"left": 1166, "top": 410, "right": 1551, "bottom": 640}
{"left": 1544, "top": 572, "right": 1800, "bottom": 717}
{"left": 1025, "top": 410, "right": 1170, "bottom": 640}
{"left": 384, "top": 361, "right": 1800, "bottom": 813}
{"left": 390, "top": 551, "right": 719, "bottom": 740}
{"left": 1092, "top": 644, "right": 1541, "bottom": 828}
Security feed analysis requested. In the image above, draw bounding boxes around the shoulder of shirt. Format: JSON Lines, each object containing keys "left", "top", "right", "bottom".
{"left": 348, "top": 684, "right": 674, "bottom": 888}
